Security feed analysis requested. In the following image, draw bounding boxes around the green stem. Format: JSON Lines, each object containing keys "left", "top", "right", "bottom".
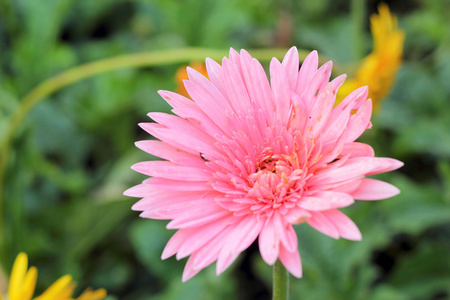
{"left": 273, "top": 260, "right": 289, "bottom": 300}
{"left": 351, "top": 0, "right": 366, "bottom": 61}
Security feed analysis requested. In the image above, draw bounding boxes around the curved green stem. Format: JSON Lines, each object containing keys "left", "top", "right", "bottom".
{"left": 273, "top": 260, "right": 289, "bottom": 300}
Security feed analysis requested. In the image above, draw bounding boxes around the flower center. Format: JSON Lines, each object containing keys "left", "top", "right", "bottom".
{"left": 246, "top": 147, "right": 308, "bottom": 209}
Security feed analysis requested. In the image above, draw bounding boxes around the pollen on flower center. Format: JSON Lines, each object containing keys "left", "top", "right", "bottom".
{"left": 246, "top": 147, "right": 307, "bottom": 208}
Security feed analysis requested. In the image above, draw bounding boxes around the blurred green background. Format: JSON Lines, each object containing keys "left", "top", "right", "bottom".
{"left": 1, "top": 0, "right": 450, "bottom": 299}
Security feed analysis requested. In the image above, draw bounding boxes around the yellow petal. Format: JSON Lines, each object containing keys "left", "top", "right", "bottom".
{"left": 34, "top": 275, "right": 75, "bottom": 300}
{"left": 18, "top": 266, "right": 38, "bottom": 300}
{"left": 76, "top": 288, "right": 107, "bottom": 300}
{"left": 8, "top": 252, "right": 29, "bottom": 300}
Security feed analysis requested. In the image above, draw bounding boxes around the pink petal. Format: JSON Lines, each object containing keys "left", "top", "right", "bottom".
{"left": 278, "top": 244, "right": 302, "bottom": 278}
{"left": 205, "top": 57, "right": 226, "bottom": 96}
{"left": 299, "top": 196, "right": 333, "bottom": 211}
{"left": 320, "top": 86, "right": 368, "bottom": 144}
{"left": 153, "top": 127, "right": 219, "bottom": 156}
{"left": 216, "top": 252, "right": 239, "bottom": 276}
{"left": 167, "top": 208, "right": 230, "bottom": 230}
{"left": 158, "top": 89, "right": 192, "bottom": 109}
{"left": 170, "top": 217, "right": 231, "bottom": 259}
{"left": 340, "top": 142, "right": 375, "bottom": 158}
{"left": 327, "top": 178, "right": 362, "bottom": 194}
{"left": 320, "top": 106, "right": 350, "bottom": 144}
{"left": 139, "top": 194, "right": 222, "bottom": 220}
{"left": 228, "top": 48, "right": 242, "bottom": 69}
{"left": 131, "top": 161, "right": 210, "bottom": 181}
{"left": 299, "top": 191, "right": 354, "bottom": 211}
{"left": 306, "top": 84, "right": 336, "bottom": 138}
{"left": 184, "top": 80, "right": 232, "bottom": 130}
{"left": 289, "top": 92, "right": 308, "bottom": 132}
{"left": 258, "top": 219, "right": 280, "bottom": 265}
{"left": 238, "top": 50, "right": 253, "bottom": 78}
{"left": 131, "top": 190, "right": 209, "bottom": 211}
{"left": 186, "top": 67, "right": 232, "bottom": 113}
{"left": 229, "top": 215, "right": 263, "bottom": 254}
{"left": 282, "top": 46, "right": 299, "bottom": 91}
{"left": 307, "top": 211, "right": 339, "bottom": 239}
{"left": 317, "top": 129, "right": 347, "bottom": 165}
{"left": 302, "top": 61, "right": 333, "bottom": 113}
{"left": 238, "top": 50, "right": 256, "bottom": 101}
{"left": 322, "top": 209, "right": 362, "bottom": 241}
{"left": 135, "top": 140, "right": 204, "bottom": 167}
{"left": 191, "top": 226, "right": 233, "bottom": 272}
{"left": 335, "top": 86, "right": 369, "bottom": 112}
{"left": 311, "top": 157, "right": 398, "bottom": 186}
{"left": 366, "top": 158, "right": 404, "bottom": 175}
{"left": 183, "top": 223, "right": 236, "bottom": 280}
{"left": 182, "top": 255, "right": 203, "bottom": 282}
{"left": 123, "top": 183, "right": 155, "bottom": 198}
{"left": 308, "top": 61, "right": 333, "bottom": 95}
{"left": 222, "top": 58, "right": 253, "bottom": 115}
{"left": 345, "top": 99, "right": 373, "bottom": 143}
{"left": 270, "top": 58, "right": 291, "bottom": 124}
{"left": 296, "top": 50, "right": 318, "bottom": 96}
{"left": 147, "top": 112, "right": 217, "bottom": 153}
{"left": 139, "top": 122, "right": 197, "bottom": 155}
{"left": 273, "top": 212, "right": 298, "bottom": 253}
{"left": 162, "top": 229, "right": 190, "bottom": 260}
{"left": 352, "top": 178, "right": 400, "bottom": 200}
{"left": 216, "top": 218, "right": 261, "bottom": 275}
{"left": 250, "top": 58, "right": 274, "bottom": 124}
{"left": 329, "top": 74, "right": 347, "bottom": 94}
{"left": 142, "top": 177, "right": 211, "bottom": 191}
{"left": 158, "top": 89, "right": 220, "bottom": 134}
{"left": 284, "top": 207, "right": 311, "bottom": 224}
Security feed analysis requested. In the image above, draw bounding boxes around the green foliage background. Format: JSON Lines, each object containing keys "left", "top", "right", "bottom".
{"left": 1, "top": 0, "right": 449, "bottom": 299}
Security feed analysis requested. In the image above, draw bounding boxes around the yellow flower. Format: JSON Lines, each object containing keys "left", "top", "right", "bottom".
{"left": 0, "top": 252, "right": 106, "bottom": 300}
{"left": 337, "top": 3, "right": 405, "bottom": 111}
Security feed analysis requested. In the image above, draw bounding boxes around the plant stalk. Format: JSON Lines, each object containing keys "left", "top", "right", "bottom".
{"left": 273, "top": 260, "right": 289, "bottom": 300}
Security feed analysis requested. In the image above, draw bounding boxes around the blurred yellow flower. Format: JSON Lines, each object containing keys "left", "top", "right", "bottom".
{"left": 0, "top": 253, "right": 106, "bottom": 300}
{"left": 175, "top": 61, "right": 209, "bottom": 97}
{"left": 337, "top": 3, "right": 405, "bottom": 111}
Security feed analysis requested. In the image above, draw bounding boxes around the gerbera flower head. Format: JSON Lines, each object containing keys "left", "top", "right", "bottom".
{"left": 1, "top": 252, "right": 106, "bottom": 300}
{"left": 125, "top": 46, "right": 403, "bottom": 281}
{"left": 337, "top": 3, "right": 405, "bottom": 110}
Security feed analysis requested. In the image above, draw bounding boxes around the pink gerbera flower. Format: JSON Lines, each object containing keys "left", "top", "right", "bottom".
{"left": 124, "top": 47, "right": 403, "bottom": 281}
